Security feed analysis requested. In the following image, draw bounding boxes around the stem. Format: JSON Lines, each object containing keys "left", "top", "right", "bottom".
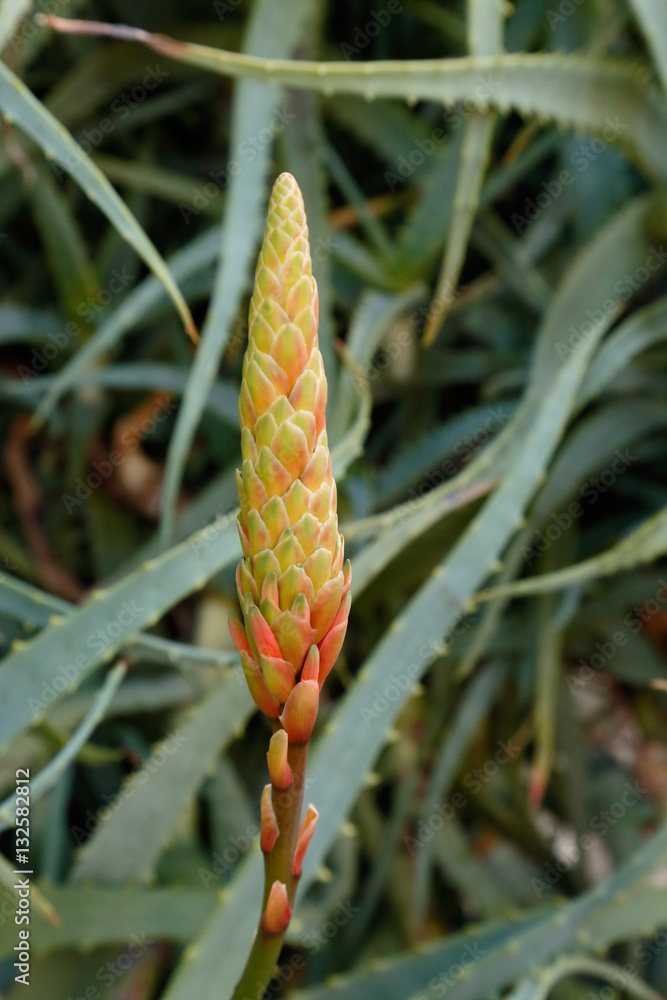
{"left": 231, "top": 740, "right": 308, "bottom": 1000}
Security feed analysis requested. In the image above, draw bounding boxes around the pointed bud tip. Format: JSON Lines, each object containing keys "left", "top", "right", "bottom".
{"left": 292, "top": 805, "right": 319, "bottom": 878}
{"left": 280, "top": 679, "right": 319, "bottom": 744}
{"left": 267, "top": 729, "right": 293, "bottom": 789}
{"left": 260, "top": 784, "right": 279, "bottom": 853}
{"left": 262, "top": 881, "right": 292, "bottom": 936}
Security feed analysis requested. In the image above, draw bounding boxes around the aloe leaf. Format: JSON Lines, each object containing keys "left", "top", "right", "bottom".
{"left": 396, "top": 129, "right": 464, "bottom": 270}
{"left": 473, "top": 210, "right": 551, "bottom": 311}
{"left": 292, "top": 822, "right": 667, "bottom": 1000}
{"left": 432, "top": 817, "right": 516, "bottom": 919}
{"left": 506, "top": 955, "right": 664, "bottom": 1000}
{"left": 375, "top": 401, "right": 514, "bottom": 507}
{"left": 33, "top": 227, "right": 220, "bottom": 427}
{"left": 12, "top": 363, "right": 239, "bottom": 425}
{"left": 0, "top": 662, "right": 126, "bottom": 833}
{"left": 158, "top": 0, "right": 317, "bottom": 546}
{"left": 423, "top": 114, "right": 497, "bottom": 345}
{"left": 0, "top": 572, "right": 237, "bottom": 673}
{"left": 0, "top": 884, "right": 217, "bottom": 957}
{"left": 0, "top": 0, "right": 31, "bottom": 52}
{"left": 530, "top": 593, "right": 564, "bottom": 807}
{"left": 92, "top": 152, "right": 223, "bottom": 216}
{"left": 70, "top": 675, "right": 254, "bottom": 885}
{"left": 80, "top": 27, "right": 667, "bottom": 181}
{"left": 0, "top": 58, "right": 196, "bottom": 339}
{"left": 412, "top": 662, "right": 506, "bottom": 924}
{"left": 29, "top": 165, "right": 99, "bottom": 319}
{"left": 477, "top": 503, "right": 667, "bottom": 604}
{"left": 423, "top": 0, "right": 504, "bottom": 344}
{"left": 629, "top": 0, "right": 667, "bottom": 91}
{"left": 457, "top": 395, "right": 667, "bottom": 680}
{"left": 0, "top": 853, "right": 58, "bottom": 927}
{"left": 326, "top": 96, "right": 429, "bottom": 169}
{"left": 0, "top": 514, "right": 239, "bottom": 747}
{"left": 0, "top": 305, "right": 59, "bottom": 344}
{"left": 332, "top": 284, "right": 426, "bottom": 436}
{"left": 577, "top": 295, "right": 667, "bottom": 407}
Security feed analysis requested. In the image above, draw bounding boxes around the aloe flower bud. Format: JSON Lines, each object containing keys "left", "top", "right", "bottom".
{"left": 230, "top": 172, "right": 351, "bottom": 723}
{"left": 261, "top": 881, "right": 291, "bottom": 936}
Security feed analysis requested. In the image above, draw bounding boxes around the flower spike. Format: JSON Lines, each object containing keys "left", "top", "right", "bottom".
{"left": 229, "top": 173, "right": 351, "bottom": 992}
{"left": 231, "top": 172, "right": 349, "bottom": 701}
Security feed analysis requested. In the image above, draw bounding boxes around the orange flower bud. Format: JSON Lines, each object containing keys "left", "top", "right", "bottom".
{"left": 261, "top": 880, "right": 291, "bottom": 936}
{"left": 292, "top": 805, "right": 319, "bottom": 878}
{"left": 267, "top": 729, "right": 293, "bottom": 789}
{"left": 279, "top": 678, "right": 319, "bottom": 744}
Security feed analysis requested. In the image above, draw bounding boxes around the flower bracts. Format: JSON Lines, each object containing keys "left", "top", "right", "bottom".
{"left": 230, "top": 172, "right": 351, "bottom": 739}
{"left": 229, "top": 175, "right": 350, "bottom": 953}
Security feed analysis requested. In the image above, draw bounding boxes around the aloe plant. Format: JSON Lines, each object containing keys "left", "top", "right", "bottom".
{"left": 3, "top": 5, "right": 667, "bottom": 1000}
{"left": 228, "top": 172, "right": 350, "bottom": 994}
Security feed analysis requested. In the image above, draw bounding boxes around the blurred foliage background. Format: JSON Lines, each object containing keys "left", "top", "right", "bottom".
{"left": 1, "top": 0, "right": 667, "bottom": 997}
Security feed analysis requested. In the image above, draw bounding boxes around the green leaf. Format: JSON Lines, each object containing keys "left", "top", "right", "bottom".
{"left": 0, "top": 58, "right": 196, "bottom": 339}
{"left": 0, "top": 515, "right": 239, "bottom": 747}
{"left": 0, "top": 662, "right": 126, "bottom": 833}
{"left": 423, "top": 0, "right": 504, "bottom": 344}
{"left": 412, "top": 662, "right": 506, "bottom": 923}
{"left": 0, "top": 885, "right": 217, "bottom": 957}
{"left": 97, "top": 29, "right": 667, "bottom": 181}
{"left": 70, "top": 676, "right": 254, "bottom": 885}
{"left": 629, "top": 0, "right": 667, "bottom": 91}
{"left": 33, "top": 227, "right": 220, "bottom": 427}
{"left": 476, "top": 502, "right": 667, "bottom": 603}
{"left": 291, "top": 823, "right": 667, "bottom": 1000}
{"left": 0, "top": 571, "right": 238, "bottom": 673}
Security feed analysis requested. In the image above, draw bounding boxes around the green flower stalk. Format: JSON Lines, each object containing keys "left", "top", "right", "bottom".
{"left": 229, "top": 172, "right": 350, "bottom": 996}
